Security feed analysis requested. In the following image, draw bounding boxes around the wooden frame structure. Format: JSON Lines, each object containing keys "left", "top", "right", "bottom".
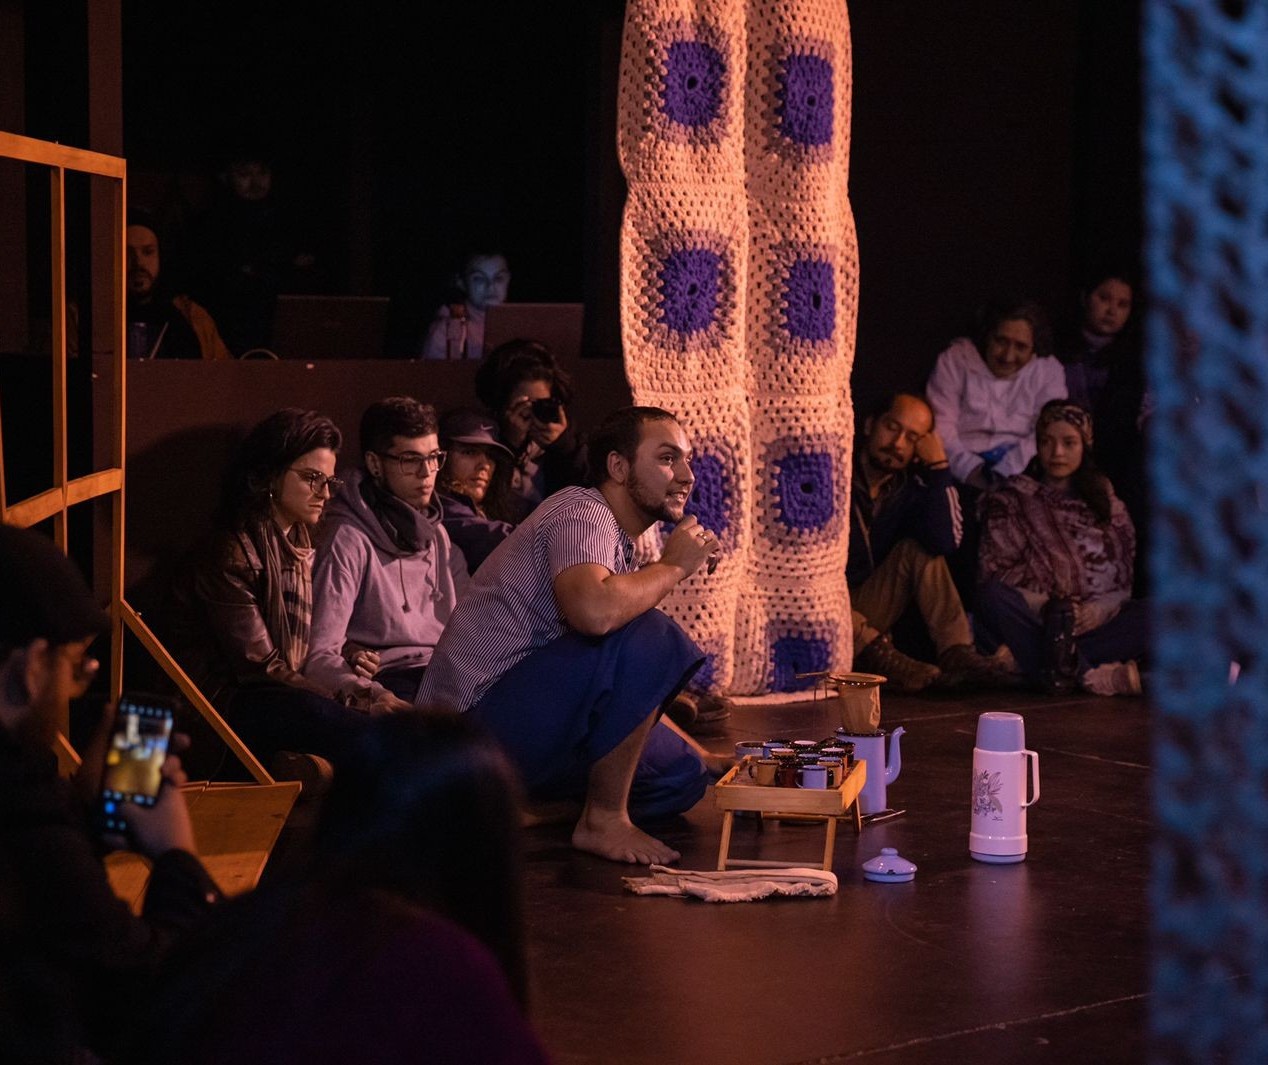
{"left": 0, "top": 130, "right": 272, "bottom": 784}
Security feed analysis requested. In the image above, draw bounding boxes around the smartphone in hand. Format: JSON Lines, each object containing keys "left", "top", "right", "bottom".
{"left": 96, "top": 692, "right": 177, "bottom": 835}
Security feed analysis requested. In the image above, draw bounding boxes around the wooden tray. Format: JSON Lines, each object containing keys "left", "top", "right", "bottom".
{"left": 714, "top": 758, "right": 867, "bottom": 815}
{"left": 710, "top": 758, "right": 868, "bottom": 871}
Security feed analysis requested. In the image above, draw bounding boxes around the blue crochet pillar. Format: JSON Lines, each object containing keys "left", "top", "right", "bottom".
{"left": 1145, "top": 2, "right": 1268, "bottom": 1059}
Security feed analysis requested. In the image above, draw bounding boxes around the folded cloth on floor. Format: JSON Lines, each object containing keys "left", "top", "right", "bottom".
{"left": 621, "top": 865, "right": 837, "bottom": 902}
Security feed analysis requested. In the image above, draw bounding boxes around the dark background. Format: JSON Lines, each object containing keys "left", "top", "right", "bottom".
{"left": 28, "top": 0, "right": 1141, "bottom": 412}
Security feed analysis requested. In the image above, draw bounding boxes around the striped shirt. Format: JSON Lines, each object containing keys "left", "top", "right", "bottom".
{"left": 417, "top": 486, "right": 635, "bottom": 712}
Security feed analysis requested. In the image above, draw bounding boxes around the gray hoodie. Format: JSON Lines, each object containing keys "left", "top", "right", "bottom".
{"left": 305, "top": 468, "right": 469, "bottom": 704}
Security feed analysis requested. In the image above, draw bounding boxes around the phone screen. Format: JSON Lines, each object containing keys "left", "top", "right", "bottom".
{"left": 98, "top": 693, "right": 175, "bottom": 834}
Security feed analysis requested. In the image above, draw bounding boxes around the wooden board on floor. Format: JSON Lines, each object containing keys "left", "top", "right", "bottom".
{"left": 106, "top": 780, "right": 301, "bottom": 913}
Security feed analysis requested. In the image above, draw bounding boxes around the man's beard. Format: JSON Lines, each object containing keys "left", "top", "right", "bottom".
{"left": 627, "top": 468, "right": 683, "bottom": 524}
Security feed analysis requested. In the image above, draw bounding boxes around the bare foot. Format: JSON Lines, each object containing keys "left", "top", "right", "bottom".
{"left": 572, "top": 810, "right": 681, "bottom": 865}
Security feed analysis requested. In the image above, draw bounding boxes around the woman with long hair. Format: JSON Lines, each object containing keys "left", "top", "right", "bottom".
{"left": 168, "top": 407, "right": 380, "bottom": 776}
{"left": 975, "top": 400, "right": 1148, "bottom": 696}
{"left": 132, "top": 710, "right": 551, "bottom": 1065}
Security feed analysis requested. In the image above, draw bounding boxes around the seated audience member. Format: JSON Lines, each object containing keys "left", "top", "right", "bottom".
{"left": 0, "top": 522, "right": 220, "bottom": 1064}
{"left": 437, "top": 405, "right": 519, "bottom": 574}
{"left": 168, "top": 409, "right": 383, "bottom": 775}
{"left": 132, "top": 711, "right": 552, "bottom": 1065}
{"left": 305, "top": 397, "right": 468, "bottom": 707}
{"left": 419, "top": 247, "right": 511, "bottom": 360}
{"left": 419, "top": 406, "right": 729, "bottom": 866}
{"left": 975, "top": 400, "right": 1148, "bottom": 696}
{"left": 126, "top": 209, "right": 232, "bottom": 360}
{"left": 474, "top": 338, "right": 588, "bottom": 517}
{"left": 1053, "top": 266, "right": 1138, "bottom": 415}
{"left": 188, "top": 145, "right": 326, "bottom": 355}
{"left": 926, "top": 296, "right": 1068, "bottom": 492}
{"left": 1054, "top": 266, "right": 1151, "bottom": 592}
{"left": 849, "top": 392, "right": 1015, "bottom": 693}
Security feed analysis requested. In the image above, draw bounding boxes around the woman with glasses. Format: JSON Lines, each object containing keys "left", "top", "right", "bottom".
{"left": 304, "top": 396, "right": 469, "bottom": 708}
{"left": 169, "top": 407, "right": 381, "bottom": 776}
{"left": 436, "top": 406, "right": 518, "bottom": 574}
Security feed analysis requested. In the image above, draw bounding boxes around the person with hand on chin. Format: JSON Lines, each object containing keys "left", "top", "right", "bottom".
{"left": 418, "top": 406, "right": 726, "bottom": 866}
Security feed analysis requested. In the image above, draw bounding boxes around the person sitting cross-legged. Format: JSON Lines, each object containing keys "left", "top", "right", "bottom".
{"left": 849, "top": 392, "right": 1016, "bottom": 693}
{"left": 975, "top": 400, "right": 1149, "bottom": 696}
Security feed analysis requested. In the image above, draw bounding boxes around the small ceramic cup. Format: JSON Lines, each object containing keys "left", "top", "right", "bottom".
{"left": 797, "top": 763, "right": 829, "bottom": 789}
{"left": 734, "top": 740, "right": 766, "bottom": 761}
{"left": 818, "top": 757, "right": 844, "bottom": 787}
{"left": 745, "top": 758, "right": 779, "bottom": 786}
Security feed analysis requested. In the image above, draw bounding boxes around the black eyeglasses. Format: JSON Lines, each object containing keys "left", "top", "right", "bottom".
{"left": 289, "top": 468, "right": 345, "bottom": 495}
{"left": 375, "top": 450, "right": 447, "bottom": 475}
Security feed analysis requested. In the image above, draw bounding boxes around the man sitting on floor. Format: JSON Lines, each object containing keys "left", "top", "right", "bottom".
{"left": 418, "top": 405, "right": 728, "bottom": 866}
{"left": 850, "top": 392, "right": 1013, "bottom": 693}
{"left": 305, "top": 396, "right": 469, "bottom": 709}
{"left": 0, "top": 523, "right": 220, "bottom": 1063}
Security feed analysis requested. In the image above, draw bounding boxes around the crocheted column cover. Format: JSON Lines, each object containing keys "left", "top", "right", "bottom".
{"left": 1145, "top": 3, "right": 1268, "bottom": 1060}
{"left": 619, "top": 0, "right": 857, "bottom": 694}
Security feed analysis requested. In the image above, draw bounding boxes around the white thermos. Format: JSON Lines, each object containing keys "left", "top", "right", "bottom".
{"left": 969, "top": 711, "right": 1039, "bottom": 864}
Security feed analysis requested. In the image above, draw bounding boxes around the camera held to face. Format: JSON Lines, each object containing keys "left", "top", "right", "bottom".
{"left": 530, "top": 397, "right": 563, "bottom": 425}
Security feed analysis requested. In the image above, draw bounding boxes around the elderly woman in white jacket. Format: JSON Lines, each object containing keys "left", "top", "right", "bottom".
{"left": 926, "top": 297, "right": 1067, "bottom": 492}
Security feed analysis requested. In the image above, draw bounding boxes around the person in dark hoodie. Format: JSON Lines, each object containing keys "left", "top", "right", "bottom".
{"left": 305, "top": 397, "right": 469, "bottom": 708}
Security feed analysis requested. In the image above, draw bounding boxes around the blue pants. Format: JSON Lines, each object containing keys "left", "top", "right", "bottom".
{"left": 974, "top": 578, "right": 1151, "bottom": 684}
{"left": 471, "top": 610, "right": 708, "bottom": 821}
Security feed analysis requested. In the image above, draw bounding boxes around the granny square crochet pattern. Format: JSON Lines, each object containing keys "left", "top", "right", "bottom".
{"left": 620, "top": 0, "right": 857, "bottom": 694}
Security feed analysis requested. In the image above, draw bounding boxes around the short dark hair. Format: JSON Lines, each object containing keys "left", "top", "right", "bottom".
{"left": 359, "top": 396, "right": 438, "bottom": 457}
{"left": 864, "top": 390, "right": 933, "bottom": 425}
{"left": 584, "top": 406, "right": 679, "bottom": 487}
{"left": 975, "top": 297, "right": 1053, "bottom": 359}
{"left": 217, "top": 408, "right": 342, "bottom": 529}
{"left": 474, "top": 339, "right": 573, "bottom": 415}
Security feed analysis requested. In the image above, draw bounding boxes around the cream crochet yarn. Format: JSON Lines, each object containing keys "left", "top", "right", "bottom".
{"left": 619, "top": 0, "right": 858, "bottom": 694}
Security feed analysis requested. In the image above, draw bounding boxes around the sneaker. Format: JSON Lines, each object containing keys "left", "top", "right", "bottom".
{"left": 937, "top": 643, "right": 1023, "bottom": 689}
{"left": 1081, "top": 660, "right": 1143, "bottom": 696}
{"left": 856, "top": 633, "right": 941, "bottom": 694}
{"left": 270, "top": 750, "right": 335, "bottom": 800}
{"left": 664, "top": 690, "right": 699, "bottom": 730}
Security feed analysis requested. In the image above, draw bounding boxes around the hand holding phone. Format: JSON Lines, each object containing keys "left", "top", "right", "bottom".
{"left": 96, "top": 692, "right": 176, "bottom": 837}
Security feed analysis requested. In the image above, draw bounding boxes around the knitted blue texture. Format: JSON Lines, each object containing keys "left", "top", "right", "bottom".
{"left": 1145, "top": 2, "right": 1268, "bottom": 1059}
{"left": 659, "top": 248, "right": 721, "bottom": 335}
{"left": 663, "top": 40, "right": 726, "bottom": 128}
{"left": 772, "top": 634, "right": 831, "bottom": 692}
{"left": 777, "top": 52, "right": 834, "bottom": 147}
{"left": 775, "top": 449, "right": 836, "bottom": 531}
{"left": 685, "top": 452, "right": 730, "bottom": 534}
{"left": 784, "top": 257, "right": 835, "bottom": 341}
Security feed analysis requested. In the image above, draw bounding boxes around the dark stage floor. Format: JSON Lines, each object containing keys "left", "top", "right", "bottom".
{"left": 519, "top": 686, "right": 1150, "bottom": 1065}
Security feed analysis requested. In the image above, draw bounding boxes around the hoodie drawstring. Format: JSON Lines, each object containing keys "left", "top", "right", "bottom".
{"left": 398, "top": 558, "right": 411, "bottom": 613}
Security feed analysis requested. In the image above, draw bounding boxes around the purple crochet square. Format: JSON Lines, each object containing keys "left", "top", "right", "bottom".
{"left": 659, "top": 248, "right": 721, "bottom": 335}
{"left": 784, "top": 258, "right": 835, "bottom": 342}
{"left": 777, "top": 53, "right": 834, "bottom": 147}
{"left": 663, "top": 40, "right": 725, "bottom": 128}
{"left": 775, "top": 450, "right": 836, "bottom": 531}
{"left": 685, "top": 452, "right": 730, "bottom": 535}
{"left": 772, "top": 634, "right": 831, "bottom": 692}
